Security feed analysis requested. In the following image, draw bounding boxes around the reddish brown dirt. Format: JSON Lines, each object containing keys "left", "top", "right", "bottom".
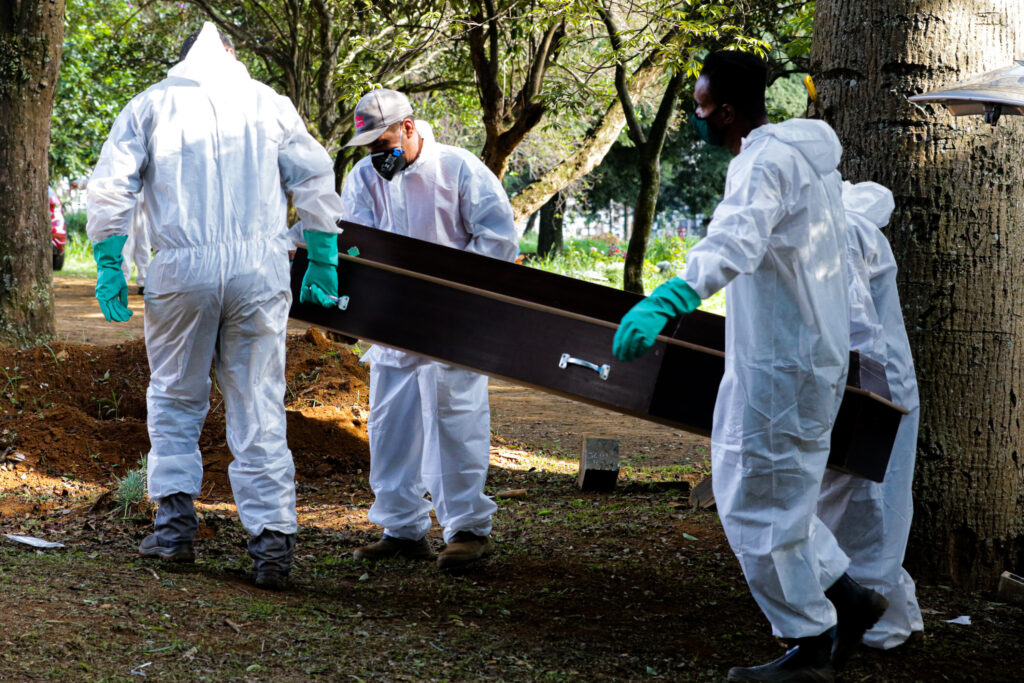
{"left": 0, "top": 327, "right": 370, "bottom": 500}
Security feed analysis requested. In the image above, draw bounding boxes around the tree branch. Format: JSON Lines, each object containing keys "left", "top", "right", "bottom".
{"left": 597, "top": 3, "right": 645, "bottom": 147}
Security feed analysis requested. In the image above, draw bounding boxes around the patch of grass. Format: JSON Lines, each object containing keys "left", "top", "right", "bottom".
{"left": 522, "top": 234, "right": 727, "bottom": 313}
{"left": 111, "top": 457, "right": 149, "bottom": 519}
{"left": 60, "top": 229, "right": 97, "bottom": 279}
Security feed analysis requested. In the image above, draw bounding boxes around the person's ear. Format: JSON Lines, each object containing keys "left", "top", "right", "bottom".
{"left": 403, "top": 119, "right": 416, "bottom": 137}
{"left": 719, "top": 103, "right": 736, "bottom": 126}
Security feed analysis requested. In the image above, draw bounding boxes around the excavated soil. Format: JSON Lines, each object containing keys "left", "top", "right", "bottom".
{"left": 0, "top": 327, "right": 369, "bottom": 501}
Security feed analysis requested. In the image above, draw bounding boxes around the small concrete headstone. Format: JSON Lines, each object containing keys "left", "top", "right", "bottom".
{"left": 577, "top": 435, "right": 620, "bottom": 492}
{"left": 689, "top": 475, "right": 716, "bottom": 510}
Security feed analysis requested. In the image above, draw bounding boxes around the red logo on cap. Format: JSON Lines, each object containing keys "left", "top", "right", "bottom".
{"left": 355, "top": 115, "right": 364, "bottom": 128}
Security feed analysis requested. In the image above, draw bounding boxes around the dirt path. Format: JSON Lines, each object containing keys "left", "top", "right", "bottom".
{"left": 54, "top": 275, "right": 711, "bottom": 469}
{"left": 54, "top": 276, "right": 314, "bottom": 345}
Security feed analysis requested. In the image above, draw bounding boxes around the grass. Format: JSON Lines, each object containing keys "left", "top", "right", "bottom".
{"left": 110, "top": 457, "right": 149, "bottom": 519}
{"left": 59, "top": 214, "right": 140, "bottom": 283}
{"left": 0, "top": 435, "right": 1021, "bottom": 680}
{"left": 520, "top": 233, "right": 727, "bottom": 315}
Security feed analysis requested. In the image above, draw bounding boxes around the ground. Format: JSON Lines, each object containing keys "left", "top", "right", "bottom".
{"left": 0, "top": 279, "right": 1019, "bottom": 681}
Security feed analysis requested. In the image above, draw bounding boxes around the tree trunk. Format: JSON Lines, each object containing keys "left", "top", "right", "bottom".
{"left": 813, "top": 0, "right": 1024, "bottom": 589}
{"left": 623, "top": 163, "right": 659, "bottom": 294}
{"left": 0, "top": 0, "right": 64, "bottom": 346}
{"left": 537, "top": 191, "right": 564, "bottom": 258}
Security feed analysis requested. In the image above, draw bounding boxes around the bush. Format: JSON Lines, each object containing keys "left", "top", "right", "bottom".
{"left": 64, "top": 210, "right": 87, "bottom": 235}
{"left": 522, "top": 234, "right": 727, "bottom": 314}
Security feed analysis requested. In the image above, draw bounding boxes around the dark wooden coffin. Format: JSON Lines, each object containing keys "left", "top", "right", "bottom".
{"left": 288, "top": 221, "right": 906, "bottom": 482}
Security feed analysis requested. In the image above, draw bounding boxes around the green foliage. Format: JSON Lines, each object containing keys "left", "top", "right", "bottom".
{"left": 522, "top": 233, "right": 725, "bottom": 313}
{"left": 64, "top": 210, "right": 87, "bottom": 235}
{"left": 111, "top": 456, "right": 148, "bottom": 519}
{"left": 766, "top": 73, "right": 809, "bottom": 123}
{"left": 51, "top": 1, "right": 199, "bottom": 180}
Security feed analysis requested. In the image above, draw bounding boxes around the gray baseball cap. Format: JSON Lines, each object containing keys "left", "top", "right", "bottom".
{"left": 345, "top": 89, "right": 414, "bottom": 147}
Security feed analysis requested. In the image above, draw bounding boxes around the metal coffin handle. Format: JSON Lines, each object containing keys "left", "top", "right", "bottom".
{"left": 559, "top": 353, "right": 611, "bottom": 381}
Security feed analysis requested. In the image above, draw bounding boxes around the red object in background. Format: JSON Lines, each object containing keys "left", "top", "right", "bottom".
{"left": 49, "top": 187, "right": 67, "bottom": 270}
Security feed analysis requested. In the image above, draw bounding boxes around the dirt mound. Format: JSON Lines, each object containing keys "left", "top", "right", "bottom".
{"left": 0, "top": 327, "right": 369, "bottom": 498}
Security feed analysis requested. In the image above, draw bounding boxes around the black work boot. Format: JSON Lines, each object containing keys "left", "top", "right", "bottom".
{"left": 353, "top": 535, "right": 435, "bottom": 561}
{"left": 825, "top": 573, "right": 889, "bottom": 668}
{"left": 727, "top": 629, "right": 835, "bottom": 682}
{"left": 248, "top": 529, "right": 296, "bottom": 591}
{"left": 139, "top": 492, "right": 198, "bottom": 562}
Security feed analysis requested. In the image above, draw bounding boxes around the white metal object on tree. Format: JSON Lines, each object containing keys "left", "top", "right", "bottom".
{"left": 909, "top": 60, "right": 1024, "bottom": 124}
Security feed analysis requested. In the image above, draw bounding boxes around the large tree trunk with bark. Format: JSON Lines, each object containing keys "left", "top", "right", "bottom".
{"left": 0, "top": 0, "right": 63, "bottom": 346}
{"left": 813, "top": 0, "right": 1024, "bottom": 589}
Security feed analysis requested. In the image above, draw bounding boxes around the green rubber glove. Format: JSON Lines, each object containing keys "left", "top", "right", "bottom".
{"left": 300, "top": 230, "right": 339, "bottom": 308}
{"left": 92, "top": 234, "right": 133, "bottom": 323}
{"left": 613, "top": 278, "right": 702, "bottom": 361}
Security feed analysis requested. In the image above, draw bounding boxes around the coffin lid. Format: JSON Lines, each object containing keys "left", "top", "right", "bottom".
{"left": 908, "top": 60, "right": 1024, "bottom": 117}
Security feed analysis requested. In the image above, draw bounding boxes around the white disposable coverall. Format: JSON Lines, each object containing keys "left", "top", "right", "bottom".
{"left": 818, "top": 181, "right": 923, "bottom": 648}
{"left": 86, "top": 24, "right": 342, "bottom": 537}
{"left": 121, "top": 195, "right": 152, "bottom": 288}
{"left": 340, "top": 121, "right": 518, "bottom": 544}
{"left": 681, "top": 119, "right": 852, "bottom": 638}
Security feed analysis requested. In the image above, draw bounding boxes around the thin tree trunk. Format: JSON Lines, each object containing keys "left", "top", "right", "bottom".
{"left": 537, "top": 191, "right": 563, "bottom": 258}
{"left": 621, "top": 72, "right": 682, "bottom": 294}
{"left": 813, "top": 0, "right": 1024, "bottom": 589}
{"left": 0, "top": 0, "right": 64, "bottom": 346}
{"left": 623, "top": 164, "right": 658, "bottom": 293}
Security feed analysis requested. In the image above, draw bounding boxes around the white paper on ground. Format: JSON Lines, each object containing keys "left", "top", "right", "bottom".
{"left": 3, "top": 533, "right": 66, "bottom": 549}
{"left": 945, "top": 615, "right": 972, "bottom": 625}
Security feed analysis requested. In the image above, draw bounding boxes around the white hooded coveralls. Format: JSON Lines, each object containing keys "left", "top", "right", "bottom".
{"left": 122, "top": 195, "right": 152, "bottom": 288}
{"left": 818, "top": 181, "right": 923, "bottom": 648}
{"left": 340, "top": 121, "right": 519, "bottom": 543}
{"left": 86, "top": 24, "right": 342, "bottom": 537}
{"left": 681, "top": 119, "right": 852, "bottom": 638}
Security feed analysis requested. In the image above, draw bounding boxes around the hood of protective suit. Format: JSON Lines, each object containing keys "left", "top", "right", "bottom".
{"left": 167, "top": 22, "right": 249, "bottom": 85}
{"left": 752, "top": 119, "right": 842, "bottom": 177}
{"left": 842, "top": 180, "right": 895, "bottom": 229}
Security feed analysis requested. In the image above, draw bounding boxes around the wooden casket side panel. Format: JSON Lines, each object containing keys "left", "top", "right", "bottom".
{"left": 830, "top": 390, "right": 903, "bottom": 482}
{"left": 291, "top": 234, "right": 906, "bottom": 480}
{"left": 292, "top": 251, "right": 677, "bottom": 422}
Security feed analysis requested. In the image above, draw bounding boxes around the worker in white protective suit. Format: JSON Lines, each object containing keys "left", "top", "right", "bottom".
{"left": 86, "top": 23, "right": 343, "bottom": 589}
{"left": 818, "top": 181, "right": 924, "bottom": 649}
{"left": 123, "top": 196, "right": 152, "bottom": 295}
{"left": 339, "top": 89, "right": 519, "bottom": 570}
{"left": 613, "top": 51, "right": 888, "bottom": 683}
{"left": 74, "top": 177, "right": 151, "bottom": 293}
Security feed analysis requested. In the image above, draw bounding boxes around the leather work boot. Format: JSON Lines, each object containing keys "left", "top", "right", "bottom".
{"left": 825, "top": 573, "right": 890, "bottom": 668}
{"left": 436, "top": 531, "right": 494, "bottom": 570}
{"left": 727, "top": 629, "right": 835, "bottom": 682}
{"left": 139, "top": 492, "right": 198, "bottom": 563}
{"left": 249, "top": 529, "right": 296, "bottom": 591}
{"left": 353, "top": 535, "right": 435, "bottom": 561}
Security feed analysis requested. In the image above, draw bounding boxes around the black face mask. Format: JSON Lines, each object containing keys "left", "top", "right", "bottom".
{"left": 370, "top": 134, "right": 409, "bottom": 181}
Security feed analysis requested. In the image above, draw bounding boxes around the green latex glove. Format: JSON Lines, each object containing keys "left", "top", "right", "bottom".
{"left": 92, "top": 234, "right": 133, "bottom": 323}
{"left": 300, "top": 230, "right": 339, "bottom": 308}
{"left": 613, "top": 278, "right": 702, "bottom": 361}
